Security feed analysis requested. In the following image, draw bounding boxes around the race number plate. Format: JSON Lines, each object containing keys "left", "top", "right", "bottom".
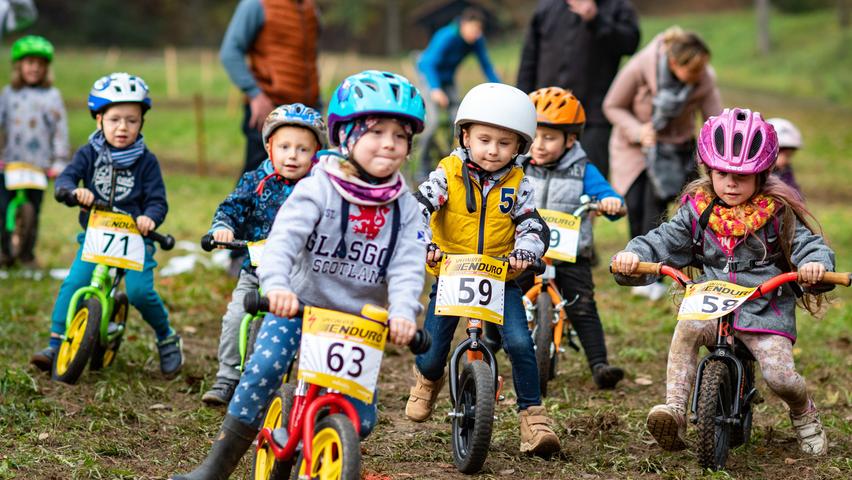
{"left": 435, "top": 254, "right": 506, "bottom": 324}
{"left": 82, "top": 210, "right": 145, "bottom": 271}
{"left": 4, "top": 162, "right": 47, "bottom": 190}
{"left": 677, "top": 280, "right": 757, "bottom": 321}
{"left": 539, "top": 209, "right": 581, "bottom": 263}
{"left": 247, "top": 239, "right": 266, "bottom": 267}
{"left": 298, "top": 307, "right": 387, "bottom": 404}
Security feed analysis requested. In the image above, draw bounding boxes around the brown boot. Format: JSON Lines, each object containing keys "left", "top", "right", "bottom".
{"left": 519, "top": 405, "right": 560, "bottom": 456}
{"left": 405, "top": 365, "right": 446, "bottom": 422}
{"left": 646, "top": 404, "right": 687, "bottom": 451}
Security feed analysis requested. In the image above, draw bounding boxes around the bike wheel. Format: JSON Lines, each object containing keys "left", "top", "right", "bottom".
{"left": 246, "top": 314, "right": 264, "bottom": 366}
{"left": 91, "top": 292, "right": 128, "bottom": 370}
{"left": 9, "top": 201, "right": 36, "bottom": 260}
{"left": 533, "top": 294, "right": 555, "bottom": 397}
{"left": 731, "top": 361, "right": 755, "bottom": 447}
{"left": 53, "top": 297, "right": 101, "bottom": 384}
{"left": 291, "top": 413, "right": 360, "bottom": 480}
{"left": 451, "top": 360, "right": 494, "bottom": 474}
{"left": 253, "top": 384, "right": 296, "bottom": 480}
{"left": 696, "top": 360, "right": 733, "bottom": 470}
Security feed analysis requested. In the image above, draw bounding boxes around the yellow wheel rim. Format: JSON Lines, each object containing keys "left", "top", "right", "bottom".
{"left": 254, "top": 396, "right": 284, "bottom": 479}
{"left": 55, "top": 308, "right": 89, "bottom": 375}
{"left": 301, "top": 426, "right": 343, "bottom": 480}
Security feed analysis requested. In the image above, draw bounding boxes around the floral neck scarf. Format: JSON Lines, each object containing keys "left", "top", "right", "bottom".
{"left": 693, "top": 188, "right": 777, "bottom": 237}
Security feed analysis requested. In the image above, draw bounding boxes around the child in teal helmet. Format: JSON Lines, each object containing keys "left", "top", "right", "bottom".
{"left": 0, "top": 35, "right": 69, "bottom": 267}
{"left": 172, "top": 70, "right": 429, "bottom": 480}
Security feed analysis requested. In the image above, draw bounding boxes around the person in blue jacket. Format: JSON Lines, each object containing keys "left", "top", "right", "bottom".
{"left": 30, "top": 73, "right": 183, "bottom": 379}
{"left": 415, "top": 7, "right": 500, "bottom": 178}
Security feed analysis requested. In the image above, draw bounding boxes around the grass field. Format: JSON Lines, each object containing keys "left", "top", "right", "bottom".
{"left": 1, "top": 8, "right": 851, "bottom": 480}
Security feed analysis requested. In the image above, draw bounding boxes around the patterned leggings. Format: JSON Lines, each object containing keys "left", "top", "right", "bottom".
{"left": 665, "top": 320, "right": 810, "bottom": 416}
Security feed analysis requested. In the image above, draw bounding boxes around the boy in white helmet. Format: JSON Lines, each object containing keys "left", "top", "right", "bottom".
{"left": 767, "top": 117, "right": 803, "bottom": 198}
{"left": 407, "top": 82, "right": 559, "bottom": 456}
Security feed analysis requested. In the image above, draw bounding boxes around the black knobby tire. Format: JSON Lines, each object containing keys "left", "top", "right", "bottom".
{"left": 731, "top": 360, "right": 755, "bottom": 447}
{"left": 291, "top": 413, "right": 360, "bottom": 480}
{"left": 9, "top": 201, "right": 36, "bottom": 260}
{"left": 53, "top": 298, "right": 102, "bottom": 384}
{"left": 451, "top": 360, "right": 495, "bottom": 474}
{"left": 246, "top": 314, "right": 264, "bottom": 367}
{"left": 696, "top": 360, "right": 733, "bottom": 470}
{"left": 91, "top": 292, "right": 128, "bottom": 370}
{"left": 253, "top": 384, "right": 296, "bottom": 480}
{"left": 533, "top": 294, "right": 555, "bottom": 397}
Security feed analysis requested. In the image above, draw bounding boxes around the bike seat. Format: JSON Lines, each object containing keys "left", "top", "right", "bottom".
{"left": 360, "top": 304, "right": 389, "bottom": 324}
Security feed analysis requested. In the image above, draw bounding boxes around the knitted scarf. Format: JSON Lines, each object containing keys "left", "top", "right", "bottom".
{"left": 693, "top": 187, "right": 777, "bottom": 237}
{"left": 319, "top": 153, "right": 405, "bottom": 206}
{"left": 89, "top": 130, "right": 147, "bottom": 169}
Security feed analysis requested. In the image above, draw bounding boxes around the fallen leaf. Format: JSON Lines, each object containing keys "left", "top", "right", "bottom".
{"left": 183, "top": 325, "right": 198, "bottom": 335}
{"left": 149, "top": 403, "right": 171, "bottom": 411}
{"left": 37, "top": 432, "right": 49, "bottom": 441}
{"left": 634, "top": 377, "right": 653, "bottom": 386}
{"left": 823, "top": 390, "right": 840, "bottom": 407}
{"left": 784, "top": 457, "right": 797, "bottom": 465}
{"left": 499, "top": 469, "right": 515, "bottom": 476}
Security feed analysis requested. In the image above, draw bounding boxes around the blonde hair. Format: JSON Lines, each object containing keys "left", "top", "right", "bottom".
{"left": 10, "top": 59, "right": 53, "bottom": 89}
{"left": 662, "top": 26, "right": 711, "bottom": 66}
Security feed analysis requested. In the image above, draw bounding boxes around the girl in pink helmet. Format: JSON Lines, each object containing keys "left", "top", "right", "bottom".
{"left": 611, "top": 108, "right": 835, "bottom": 456}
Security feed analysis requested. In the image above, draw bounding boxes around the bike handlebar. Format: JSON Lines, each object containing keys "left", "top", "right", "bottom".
{"left": 200, "top": 234, "right": 249, "bottom": 252}
{"left": 55, "top": 188, "right": 175, "bottom": 251}
{"left": 242, "top": 291, "right": 432, "bottom": 355}
{"left": 572, "top": 201, "right": 628, "bottom": 218}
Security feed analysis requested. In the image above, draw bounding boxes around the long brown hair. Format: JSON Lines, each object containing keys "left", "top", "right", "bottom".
{"left": 682, "top": 165, "right": 828, "bottom": 315}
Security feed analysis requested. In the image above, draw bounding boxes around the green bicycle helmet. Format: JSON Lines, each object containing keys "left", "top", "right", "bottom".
{"left": 11, "top": 35, "right": 54, "bottom": 63}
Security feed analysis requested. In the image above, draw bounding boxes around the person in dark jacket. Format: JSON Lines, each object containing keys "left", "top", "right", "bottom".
{"left": 517, "top": 0, "right": 640, "bottom": 179}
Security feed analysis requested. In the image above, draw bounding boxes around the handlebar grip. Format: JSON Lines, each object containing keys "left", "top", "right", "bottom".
{"left": 244, "top": 290, "right": 270, "bottom": 316}
{"left": 408, "top": 329, "right": 432, "bottom": 355}
{"left": 529, "top": 259, "right": 546, "bottom": 275}
{"left": 148, "top": 231, "right": 175, "bottom": 251}
{"left": 609, "top": 261, "right": 662, "bottom": 276}
{"left": 200, "top": 234, "right": 216, "bottom": 252}
{"left": 821, "top": 271, "right": 851, "bottom": 287}
{"left": 55, "top": 188, "right": 78, "bottom": 206}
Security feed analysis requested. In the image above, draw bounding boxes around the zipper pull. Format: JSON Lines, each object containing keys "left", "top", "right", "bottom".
{"left": 723, "top": 255, "right": 734, "bottom": 274}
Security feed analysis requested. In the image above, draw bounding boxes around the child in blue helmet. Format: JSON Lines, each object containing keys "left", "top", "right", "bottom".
{"left": 172, "top": 70, "right": 428, "bottom": 480}
{"left": 201, "top": 103, "right": 325, "bottom": 405}
{"left": 29, "top": 73, "right": 182, "bottom": 379}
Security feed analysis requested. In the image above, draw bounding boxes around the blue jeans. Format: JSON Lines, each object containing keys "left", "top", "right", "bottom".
{"left": 50, "top": 233, "right": 171, "bottom": 341}
{"left": 415, "top": 282, "right": 542, "bottom": 410}
{"left": 227, "top": 313, "right": 378, "bottom": 438}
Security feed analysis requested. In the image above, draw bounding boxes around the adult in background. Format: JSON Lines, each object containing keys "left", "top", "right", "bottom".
{"left": 219, "top": 0, "right": 320, "bottom": 275}
{"left": 415, "top": 7, "right": 500, "bottom": 179}
{"left": 517, "top": 0, "right": 639, "bottom": 179}
{"left": 603, "top": 26, "right": 721, "bottom": 299}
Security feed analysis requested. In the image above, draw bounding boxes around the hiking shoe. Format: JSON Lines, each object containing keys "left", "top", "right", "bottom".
{"left": 519, "top": 405, "right": 561, "bottom": 456}
{"left": 790, "top": 406, "right": 827, "bottom": 455}
{"left": 592, "top": 363, "right": 624, "bottom": 390}
{"left": 405, "top": 365, "right": 446, "bottom": 422}
{"left": 202, "top": 378, "right": 238, "bottom": 406}
{"left": 30, "top": 346, "right": 57, "bottom": 372}
{"left": 646, "top": 404, "right": 687, "bottom": 451}
{"left": 157, "top": 334, "right": 184, "bottom": 379}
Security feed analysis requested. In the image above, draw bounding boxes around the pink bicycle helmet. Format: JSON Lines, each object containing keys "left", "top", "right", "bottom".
{"left": 697, "top": 108, "right": 778, "bottom": 174}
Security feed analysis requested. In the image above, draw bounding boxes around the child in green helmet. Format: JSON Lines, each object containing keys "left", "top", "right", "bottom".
{"left": 0, "top": 35, "right": 69, "bottom": 268}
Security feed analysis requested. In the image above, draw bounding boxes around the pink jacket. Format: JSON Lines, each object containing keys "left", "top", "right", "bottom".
{"left": 603, "top": 35, "right": 722, "bottom": 195}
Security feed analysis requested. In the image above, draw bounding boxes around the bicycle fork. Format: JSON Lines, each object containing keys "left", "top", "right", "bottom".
{"left": 448, "top": 318, "right": 502, "bottom": 407}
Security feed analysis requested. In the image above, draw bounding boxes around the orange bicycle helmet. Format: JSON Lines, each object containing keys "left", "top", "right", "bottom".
{"left": 529, "top": 87, "right": 585, "bottom": 137}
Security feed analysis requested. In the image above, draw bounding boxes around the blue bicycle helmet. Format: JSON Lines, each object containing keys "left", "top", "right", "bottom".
{"left": 87, "top": 72, "right": 152, "bottom": 118}
{"left": 327, "top": 70, "right": 425, "bottom": 146}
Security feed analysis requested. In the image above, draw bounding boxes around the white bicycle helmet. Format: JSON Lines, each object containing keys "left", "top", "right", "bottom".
{"left": 766, "top": 118, "right": 802, "bottom": 149}
{"left": 454, "top": 83, "right": 537, "bottom": 155}
{"left": 88, "top": 72, "right": 152, "bottom": 118}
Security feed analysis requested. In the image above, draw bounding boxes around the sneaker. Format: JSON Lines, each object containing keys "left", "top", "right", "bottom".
{"left": 592, "top": 363, "right": 624, "bottom": 390}
{"left": 632, "top": 282, "right": 668, "bottom": 301}
{"left": 157, "top": 334, "right": 184, "bottom": 379}
{"left": 790, "top": 406, "right": 827, "bottom": 455}
{"left": 30, "top": 346, "right": 57, "bottom": 372}
{"left": 202, "top": 378, "right": 238, "bottom": 406}
{"left": 646, "top": 404, "right": 687, "bottom": 451}
{"left": 405, "top": 365, "right": 446, "bottom": 422}
{"left": 519, "top": 405, "right": 561, "bottom": 456}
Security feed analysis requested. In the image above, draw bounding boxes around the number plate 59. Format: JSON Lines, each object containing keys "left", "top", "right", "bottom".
{"left": 435, "top": 254, "right": 506, "bottom": 324}
{"left": 677, "top": 280, "right": 758, "bottom": 321}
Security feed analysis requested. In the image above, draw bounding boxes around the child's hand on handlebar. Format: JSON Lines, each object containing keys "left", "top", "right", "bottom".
{"left": 212, "top": 228, "right": 235, "bottom": 244}
{"left": 598, "top": 197, "right": 623, "bottom": 216}
{"left": 798, "top": 262, "right": 826, "bottom": 286}
{"left": 73, "top": 188, "right": 95, "bottom": 207}
{"left": 426, "top": 243, "right": 443, "bottom": 267}
{"left": 611, "top": 251, "right": 640, "bottom": 275}
{"left": 508, "top": 249, "right": 535, "bottom": 273}
{"left": 388, "top": 317, "right": 416, "bottom": 346}
{"left": 268, "top": 289, "right": 299, "bottom": 317}
{"left": 136, "top": 215, "right": 155, "bottom": 235}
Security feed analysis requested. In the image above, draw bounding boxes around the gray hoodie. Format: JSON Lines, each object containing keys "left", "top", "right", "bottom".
{"left": 258, "top": 164, "right": 427, "bottom": 323}
{"left": 614, "top": 200, "right": 835, "bottom": 341}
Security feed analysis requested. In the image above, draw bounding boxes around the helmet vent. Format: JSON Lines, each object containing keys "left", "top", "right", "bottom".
{"left": 354, "top": 86, "right": 363, "bottom": 98}
{"left": 714, "top": 126, "right": 725, "bottom": 155}
{"left": 390, "top": 84, "right": 400, "bottom": 101}
{"left": 736, "top": 111, "right": 747, "bottom": 121}
{"left": 747, "top": 130, "right": 763, "bottom": 159}
{"left": 732, "top": 132, "right": 743, "bottom": 156}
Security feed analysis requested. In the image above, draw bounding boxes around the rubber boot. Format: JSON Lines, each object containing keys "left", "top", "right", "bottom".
{"left": 171, "top": 415, "right": 257, "bottom": 480}
{"left": 405, "top": 365, "right": 446, "bottom": 422}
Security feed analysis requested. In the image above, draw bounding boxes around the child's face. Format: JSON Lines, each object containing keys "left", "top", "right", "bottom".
{"left": 711, "top": 169, "right": 757, "bottom": 207}
{"left": 459, "top": 19, "right": 484, "bottom": 44}
{"left": 266, "top": 126, "right": 318, "bottom": 180}
{"left": 776, "top": 148, "right": 796, "bottom": 169}
{"left": 462, "top": 124, "right": 520, "bottom": 172}
{"left": 530, "top": 126, "right": 575, "bottom": 165}
{"left": 97, "top": 103, "right": 143, "bottom": 149}
{"left": 350, "top": 118, "right": 410, "bottom": 178}
{"left": 20, "top": 56, "right": 48, "bottom": 86}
